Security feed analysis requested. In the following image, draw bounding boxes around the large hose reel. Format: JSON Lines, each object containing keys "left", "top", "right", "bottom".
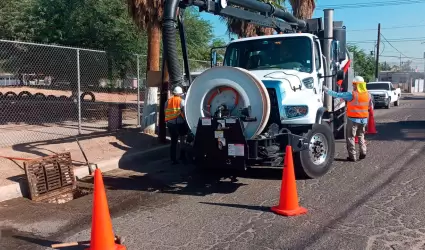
{"left": 184, "top": 66, "right": 271, "bottom": 139}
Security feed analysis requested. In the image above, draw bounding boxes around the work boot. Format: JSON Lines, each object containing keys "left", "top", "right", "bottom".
{"left": 359, "top": 154, "right": 366, "bottom": 160}
{"left": 346, "top": 156, "right": 357, "bottom": 162}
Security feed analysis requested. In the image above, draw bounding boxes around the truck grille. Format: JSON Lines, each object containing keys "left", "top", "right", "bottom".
{"left": 372, "top": 94, "right": 386, "bottom": 101}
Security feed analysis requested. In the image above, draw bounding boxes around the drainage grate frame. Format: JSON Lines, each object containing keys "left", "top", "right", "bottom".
{"left": 24, "top": 152, "right": 76, "bottom": 202}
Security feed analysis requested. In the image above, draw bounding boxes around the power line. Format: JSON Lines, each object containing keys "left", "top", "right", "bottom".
{"left": 286, "top": 0, "right": 425, "bottom": 11}
{"left": 349, "top": 37, "right": 425, "bottom": 44}
{"left": 315, "top": 0, "right": 425, "bottom": 10}
{"left": 348, "top": 24, "right": 425, "bottom": 32}
{"left": 380, "top": 55, "right": 424, "bottom": 61}
{"left": 380, "top": 33, "right": 411, "bottom": 58}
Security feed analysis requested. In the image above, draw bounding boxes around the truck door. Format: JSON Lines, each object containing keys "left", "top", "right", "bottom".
{"left": 314, "top": 40, "right": 324, "bottom": 94}
{"left": 390, "top": 84, "right": 397, "bottom": 100}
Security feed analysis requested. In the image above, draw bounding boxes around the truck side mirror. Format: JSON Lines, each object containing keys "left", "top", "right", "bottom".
{"left": 333, "top": 27, "right": 347, "bottom": 61}
{"left": 331, "top": 40, "right": 340, "bottom": 63}
{"left": 211, "top": 51, "right": 218, "bottom": 67}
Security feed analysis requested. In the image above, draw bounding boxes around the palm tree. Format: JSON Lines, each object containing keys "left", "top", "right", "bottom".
{"left": 220, "top": 0, "right": 285, "bottom": 38}
{"left": 127, "top": 0, "right": 164, "bottom": 134}
{"left": 289, "top": 0, "right": 316, "bottom": 19}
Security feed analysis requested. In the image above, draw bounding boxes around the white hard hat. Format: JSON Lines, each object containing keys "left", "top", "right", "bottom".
{"left": 173, "top": 86, "right": 183, "bottom": 95}
{"left": 353, "top": 76, "right": 365, "bottom": 83}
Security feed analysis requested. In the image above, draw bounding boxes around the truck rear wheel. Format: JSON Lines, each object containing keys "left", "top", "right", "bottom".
{"left": 395, "top": 97, "right": 400, "bottom": 106}
{"left": 294, "top": 124, "right": 335, "bottom": 179}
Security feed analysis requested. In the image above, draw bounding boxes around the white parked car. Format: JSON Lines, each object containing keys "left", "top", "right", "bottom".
{"left": 367, "top": 81, "right": 401, "bottom": 109}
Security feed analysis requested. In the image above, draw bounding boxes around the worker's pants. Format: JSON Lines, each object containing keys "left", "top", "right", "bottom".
{"left": 346, "top": 118, "right": 367, "bottom": 159}
{"left": 167, "top": 122, "right": 187, "bottom": 162}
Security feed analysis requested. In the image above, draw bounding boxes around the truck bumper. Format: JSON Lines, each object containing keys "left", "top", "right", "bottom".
{"left": 373, "top": 97, "right": 389, "bottom": 107}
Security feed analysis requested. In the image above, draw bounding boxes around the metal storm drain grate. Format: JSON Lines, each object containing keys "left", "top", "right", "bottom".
{"left": 24, "top": 152, "right": 76, "bottom": 202}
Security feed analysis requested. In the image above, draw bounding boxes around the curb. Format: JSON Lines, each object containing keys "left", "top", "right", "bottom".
{"left": 0, "top": 144, "right": 169, "bottom": 203}
{"left": 74, "top": 144, "right": 169, "bottom": 179}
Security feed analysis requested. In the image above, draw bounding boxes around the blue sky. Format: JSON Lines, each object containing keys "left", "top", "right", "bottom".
{"left": 199, "top": 0, "right": 425, "bottom": 71}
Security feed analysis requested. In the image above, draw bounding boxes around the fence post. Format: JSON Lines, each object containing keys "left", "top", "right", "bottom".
{"left": 77, "top": 49, "right": 82, "bottom": 135}
{"left": 137, "top": 54, "right": 141, "bottom": 127}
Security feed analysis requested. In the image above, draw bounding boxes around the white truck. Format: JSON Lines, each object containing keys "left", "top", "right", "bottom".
{"left": 161, "top": 0, "right": 353, "bottom": 178}
{"left": 367, "top": 81, "right": 401, "bottom": 109}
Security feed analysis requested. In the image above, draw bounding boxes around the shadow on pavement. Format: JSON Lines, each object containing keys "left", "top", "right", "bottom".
{"left": 8, "top": 234, "right": 85, "bottom": 250}
{"left": 402, "top": 96, "right": 425, "bottom": 101}
{"left": 91, "top": 164, "right": 249, "bottom": 197}
{"left": 80, "top": 153, "right": 286, "bottom": 198}
{"left": 72, "top": 128, "right": 288, "bottom": 197}
{"left": 373, "top": 120, "right": 425, "bottom": 141}
{"left": 199, "top": 201, "right": 270, "bottom": 212}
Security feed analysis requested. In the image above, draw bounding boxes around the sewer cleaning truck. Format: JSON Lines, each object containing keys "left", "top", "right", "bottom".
{"left": 161, "top": 0, "right": 353, "bottom": 178}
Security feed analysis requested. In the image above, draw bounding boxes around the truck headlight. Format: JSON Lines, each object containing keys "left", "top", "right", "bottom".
{"left": 284, "top": 105, "right": 308, "bottom": 119}
{"left": 302, "top": 77, "right": 314, "bottom": 89}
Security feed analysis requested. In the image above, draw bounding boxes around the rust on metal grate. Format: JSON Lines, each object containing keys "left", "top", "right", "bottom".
{"left": 24, "top": 152, "right": 76, "bottom": 202}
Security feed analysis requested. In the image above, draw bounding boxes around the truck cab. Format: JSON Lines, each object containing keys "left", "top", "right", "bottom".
{"left": 222, "top": 34, "right": 324, "bottom": 128}
{"left": 367, "top": 81, "right": 401, "bottom": 109}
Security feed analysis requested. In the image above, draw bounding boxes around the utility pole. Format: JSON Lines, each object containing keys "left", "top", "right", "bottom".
{"left": 374, "top": 23, "right": 381, "bottom": 81}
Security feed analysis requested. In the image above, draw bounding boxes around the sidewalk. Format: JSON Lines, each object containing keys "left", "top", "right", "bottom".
{"left": 0, "top": 129, "right": 169, "bottom": 202}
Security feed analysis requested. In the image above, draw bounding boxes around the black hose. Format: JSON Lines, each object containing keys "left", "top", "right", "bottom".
{"left": 162, "top": 0, "right": 183, "bottom": 86}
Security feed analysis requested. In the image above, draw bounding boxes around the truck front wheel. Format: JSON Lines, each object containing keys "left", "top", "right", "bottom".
{"left": 385, "top": 98, "right": 391, "bottom": 109}
{"left": 294, "top": 124, "right": 335, "bottom": 179}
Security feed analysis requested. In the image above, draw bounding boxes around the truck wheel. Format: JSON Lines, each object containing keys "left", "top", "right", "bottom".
{"left": 395, "top": 98, "right": 400, "bottom": 106}
{"left": 385, "top": 100, "right": 391, "bottom": 109}
{"left": 294, "top": 124, "right": 335, "bottom": 179}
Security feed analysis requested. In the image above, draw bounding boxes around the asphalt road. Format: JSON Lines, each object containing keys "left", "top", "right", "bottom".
{"left": 1, "top": 94, "right": 425, "bottom": 250}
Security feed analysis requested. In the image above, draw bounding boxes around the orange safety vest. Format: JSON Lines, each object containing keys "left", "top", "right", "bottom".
{"left": 165, "top": 96, "right": 185, "bottom": 122}
{"left": 347, "top": 91, "right": 370, "bottom": 118}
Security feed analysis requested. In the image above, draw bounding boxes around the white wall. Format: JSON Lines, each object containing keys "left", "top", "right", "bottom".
{"left": 413, "top": 79, "right": 424, "bottom": 93}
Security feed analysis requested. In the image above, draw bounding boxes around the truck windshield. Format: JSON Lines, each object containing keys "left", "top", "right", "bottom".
{"left": 367, "top": 83, "right": 390, "bottom": 90}
{"left": 223, "top": 36, "right": 313, "bottom": 73}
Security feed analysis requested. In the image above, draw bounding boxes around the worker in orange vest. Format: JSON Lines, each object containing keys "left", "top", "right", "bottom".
{"left": 323, "top": 76, "right": 373, "bottom": 162}
{"left": 165, "top": 86, "right": 187, "bottom": 164}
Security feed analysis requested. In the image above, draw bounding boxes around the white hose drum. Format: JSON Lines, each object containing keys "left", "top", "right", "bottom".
{"left": 184, "top": 66, "right": 271, "bottom": 139}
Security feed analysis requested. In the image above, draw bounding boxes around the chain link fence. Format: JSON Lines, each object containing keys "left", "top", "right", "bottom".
{"left": 0, "top": 39, "right": 209, "bottom": 148}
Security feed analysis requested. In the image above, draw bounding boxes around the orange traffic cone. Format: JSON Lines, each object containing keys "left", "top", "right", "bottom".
{"left": 271, "top": 145, "right": 307, "bottom": 217}
{"left": 86, "top": 169, "right": 126, "bottom": 250}
{"left": 366, "top": 107, "right": 377, "bottom": 134}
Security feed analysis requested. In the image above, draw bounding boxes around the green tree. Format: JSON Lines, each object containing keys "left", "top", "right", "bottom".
{"left": 348, "top": 45, "right": 376, "bottom": 82}
{"left": 380, "top": 61, "right": 392, "bottom": 71}
{"left": 401, "top": 60, "right": 413, "bottom": 72}
{"left": 28, "top": 0, "right": 146, "bottom": 78}
{"left": 0, "top": 0, "right": 35, "bottom": 41}
{"left": 182, "top": 9, "right": 214, "bottom": 61}
{"left": 211, "top": 38, "right": 227, "bottom": 47}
